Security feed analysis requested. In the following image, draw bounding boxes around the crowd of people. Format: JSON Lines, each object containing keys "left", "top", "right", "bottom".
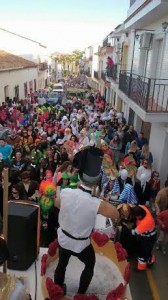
{"left": 0, "top": 76, "right": 168, "bottom": 274}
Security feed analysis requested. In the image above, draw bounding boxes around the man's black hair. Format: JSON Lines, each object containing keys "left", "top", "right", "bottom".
{"left": 130, "top": 206, "right": 146, "bottom": 219}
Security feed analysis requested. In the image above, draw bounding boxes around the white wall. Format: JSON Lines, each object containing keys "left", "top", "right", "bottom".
{"left": 127, "top": 0, "right": 147, "bottom": 18}
{"left": 134, "top": 114, "right": 142, "bottom": 132}
{"left": 149, "top": 123, "right": 168, "bottom": 185}
{"left": 125, "top": 0, "right": 162, "bottom": 29}
{"left": 0, "top": 68, "right": 38, "bottom": 103}
{"left": 92, "top": 45, "right": 99, "bottom": 74}
{"left": 38, "top": 70, "right": 48, "bottom": 89}
{"left": 127, "top": 30, "right": 135, "bottom": 71}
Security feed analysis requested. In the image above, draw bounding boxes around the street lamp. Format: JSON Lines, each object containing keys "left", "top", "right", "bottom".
{"left": 0, "top": 27, "right": 47, "bottom": 48}
{"left": 162, "top": 22, "right": 168, "bottom": 32}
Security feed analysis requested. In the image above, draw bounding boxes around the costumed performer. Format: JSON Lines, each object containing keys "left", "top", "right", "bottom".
{"left": 54, "top": 146, "right": 119, "bottom": 294}
{"left": 121, "top": 153, "right": 137, "bottom": 184}
{"left": 57, "top": 172, "right": 70, "bottom": 190}
{"left": 119, "top": 183, "right": 137, "bottom": 205}
{"left": 63, "top": 135, "right": 79, "bottom": 161}
{"left": 78, "top": 129, "right": 90, "bottom": 150}
{"left": 39, "top": 173, "right": 57, "bottom": 247}
{"left": 100, "top": 175, "right": 120, "bottom": 203}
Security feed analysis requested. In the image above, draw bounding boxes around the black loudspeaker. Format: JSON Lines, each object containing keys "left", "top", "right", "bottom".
{"left": 7, "top": 202, "right": 39, "bottom": 270}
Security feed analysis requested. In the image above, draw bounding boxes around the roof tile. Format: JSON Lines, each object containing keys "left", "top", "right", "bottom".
{"left": 0, "top": 50, "right": 37, "bottom": 70}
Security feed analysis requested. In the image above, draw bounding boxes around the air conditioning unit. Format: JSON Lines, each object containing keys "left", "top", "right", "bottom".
{"left": 139, "top": 32, "right": 153, "bottom": 49}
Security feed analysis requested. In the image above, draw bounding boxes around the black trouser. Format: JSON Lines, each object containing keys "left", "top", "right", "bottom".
{"left": 54, "top": 243, "right": 95, "bottom": 294}
{"left": 138, "top": 233, "right": 157, "bottom": 263}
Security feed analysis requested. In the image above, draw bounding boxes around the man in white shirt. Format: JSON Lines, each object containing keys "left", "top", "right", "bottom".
{"left": 54, "top": 147, "right": 119, "bottom": 294}
{"left": 136, "top": 159, "right": 152, "bottom": 182}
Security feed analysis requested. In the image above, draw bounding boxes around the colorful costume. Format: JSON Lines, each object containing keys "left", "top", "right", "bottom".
{"left": 39, "top": 180, "right": 57, "bottom": 247}
{"left": 121, "top": 154, "right": 137, "bottom": 177}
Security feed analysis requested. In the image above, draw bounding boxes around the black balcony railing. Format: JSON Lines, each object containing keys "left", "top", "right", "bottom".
{"left": 119, "top": 71, "right": 168, "bottom": 113}
{"left": 106, "top": 64, "right": 117, "bottom": 81}
{"left": 101, "top": 71, "right": 106, "bottom": 81}
{"left": 103, "top": 39, "right": 112, "bottom": 48}
{"left": 39, "top": 62, "right": 48, "bottom": 71}
{"left": 94, "top": 71, "right": 99, "bottom": 79}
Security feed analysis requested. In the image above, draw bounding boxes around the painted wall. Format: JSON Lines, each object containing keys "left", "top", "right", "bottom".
{"left": 0, "top": 67, "right": 38, "bottom": 103}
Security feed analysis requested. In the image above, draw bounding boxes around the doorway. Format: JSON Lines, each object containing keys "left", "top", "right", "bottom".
{"left": 15, "top": 85, "right": 19, "bottom": 100}
{"left": 4, "top": 85, "right": 9, "bottom": 101}
{"left": 128, "top": 108, "right": 135, "bottom": 125}
{"left": 141, "top": 121, "right": 151, "bottom": 141}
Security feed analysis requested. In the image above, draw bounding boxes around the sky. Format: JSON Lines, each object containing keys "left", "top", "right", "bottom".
{"left": 0, "top": 0, "right": 130, "bottom": 54}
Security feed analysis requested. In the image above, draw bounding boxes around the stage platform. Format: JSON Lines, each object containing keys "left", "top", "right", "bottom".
{"left": 0, "top": 246, "right": 132, "bottom": 300}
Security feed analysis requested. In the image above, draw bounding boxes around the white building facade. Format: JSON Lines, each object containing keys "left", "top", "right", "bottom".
{"left": 83, "top": 0, "right": 168, "bottom": 184}
{"left": 0, "top": 51, "right": 38, "bottom": 103}
{"left": 0, "top": 28, "right": 49, "bottom": 89}
{"left": 111, "top": 0, "right": 168, "bottom": 184}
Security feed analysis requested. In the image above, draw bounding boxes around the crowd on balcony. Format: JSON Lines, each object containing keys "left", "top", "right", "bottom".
{"left": 0, "top": 76, "right": 168, "bottom": 277}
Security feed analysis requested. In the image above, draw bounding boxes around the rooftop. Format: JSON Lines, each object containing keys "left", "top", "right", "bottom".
{"left": 0, "top": 50, "right": 37, "bottom": 71}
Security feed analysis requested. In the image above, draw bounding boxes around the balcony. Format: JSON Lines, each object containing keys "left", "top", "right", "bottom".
{"left": 101, "top": 71, "right": 106, "bottom": 81}
{"left": 119, "top": 71, "right": 168, "bottom": 113}
{"left": 84, "top": 56, "right": 92, "bottom": 62}
{"left": 103, "top": 37, "right": 112, "bottom": 48}
{"left": 126, "top": 0, "right": 168, "bottom": 30}
{"left": 94, "top": 71, "right": 99, "bottom": 80}
{"left": 39, "top": 62, "right": 48, "bottom": 71}
{"left": 106, "top": 64, "right": 117, "bottom": 81}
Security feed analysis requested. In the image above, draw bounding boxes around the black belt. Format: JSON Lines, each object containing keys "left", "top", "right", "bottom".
{"left": 61, "top": 229, "right": 89, "bottom": 240}
{"left": 79, "top": 186, "right": 92, "bottom": 194}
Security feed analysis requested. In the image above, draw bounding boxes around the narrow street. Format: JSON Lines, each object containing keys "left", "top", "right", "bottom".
{"left": 1, "top": 1, "right": 168, "bottom": 300}
{"left": 129, "top": 250, "right": 168, "bottom": 300}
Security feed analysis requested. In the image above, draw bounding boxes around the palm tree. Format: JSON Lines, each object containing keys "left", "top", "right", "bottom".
{"left": 71, "top": 49, "right": 84, "bottom": 74}
{"left": 51, "top": 50, "right": 84, "bottom": 78}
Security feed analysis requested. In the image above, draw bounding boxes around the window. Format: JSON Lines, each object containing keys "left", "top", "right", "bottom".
{"left": 4, "top": 85, "right": 9, "bottom": 101}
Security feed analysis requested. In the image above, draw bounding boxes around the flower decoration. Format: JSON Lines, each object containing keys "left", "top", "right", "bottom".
{"left": 74, "top": 294, "right": 99, "bottom": 300}
{"left": 48, "top": 239, "right": 59, "bottom": 257}
{"left": 41, "top": 254, "right": 48, "bottom": 276}
{"left": 91, "top": 231, "right": 109, "bottom": 247}
{"left": 114, "top": 242, "right": 128, "bottom": 262}
{"left": 106, "top": 283, "right": 125, "bottom": 300}
{"left": 46, "top": 277, "right": 64, "bottom": 300}
{"left": 124, "top": 263, "right": 131, "bottom": 284}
